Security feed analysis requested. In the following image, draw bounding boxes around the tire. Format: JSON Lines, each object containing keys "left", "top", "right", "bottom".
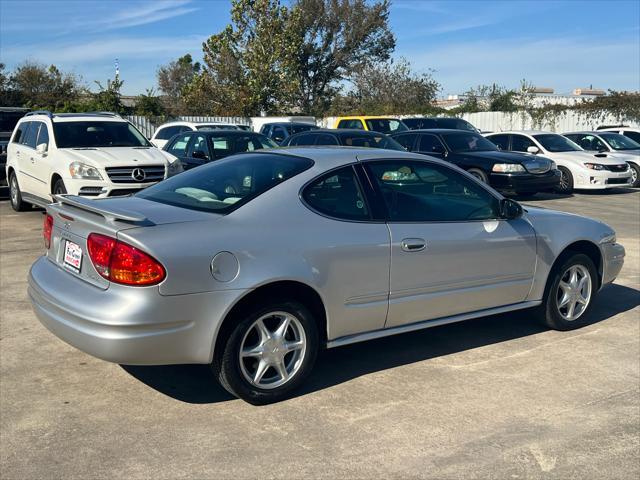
{"left": 555, "top": 166, "right": 573, "bottom": 193}
{"left": 212, "top": 301, "right": 319, "bottom": 405}
{"left": 628, "top": 162, "right": 640, "bottom": 188}
{"left": 538, "top": 253, "right": 598, "bottom": 331}
{"left": 52, "top": 178, "right": 67, "bottom": 195}
{"left": 467, "top": 168, "right": 488, "bottom": 184}
{"left": 9, "top": 172, "right": 30, "bottom": 212}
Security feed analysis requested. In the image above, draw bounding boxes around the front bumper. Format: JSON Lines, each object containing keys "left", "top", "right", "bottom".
{"left": 489, "top": 169, "right": 561, "bottom": 193}
{"left": 601, "top": 242, "right": 625, "bottom": 286}
{"left": 28, "top": 256, "right": 245, "bottom": 365}
{"left": 574, "top": 168, "right": 632, "bottom": 189}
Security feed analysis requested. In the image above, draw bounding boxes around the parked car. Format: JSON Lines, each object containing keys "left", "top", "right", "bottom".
{"left": 485, "top": 131, "right": 632, "bottom": 193}
{"left": 334, "top": 116, "right": 408, "bottom": 134}
{"left": 391, "top": 129, "right": 560, "bottom": 196}
{"left": 163, "top": 130, "right": 277, "bottom": 173}
{"left": 29, "top": 147, "right": 624, "bottom": 404}
{"left": 596, "top": 125, "right": 640, "bottom": 143}
{"left": 563, "top": 131, "right": 640, "bottom": 187}
{"left": 282, "top": 128, "right": 405, "bottom": 151}
{"left": 151, "top": 121, "right": 243, "bottom": 149}
{"left": 402, "top": 117, "right": 479, "bottom": 133}
{"left": 6, "top": 111, "right": 181, "bottom": 211}
{"left": 0, "top": 107, "right": 29, "bottom": 185}
{"left": 259, "top": 122, "right": 318, "bottom": 145}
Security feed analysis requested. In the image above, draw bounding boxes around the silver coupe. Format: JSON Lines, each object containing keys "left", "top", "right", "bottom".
{"left": 28, "top": 148, "right": 625, "bottom": 404}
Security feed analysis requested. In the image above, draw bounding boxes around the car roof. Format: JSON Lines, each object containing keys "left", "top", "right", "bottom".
{"left": 158, "top": 121, "right": 236, "bottom": 128}
{"left": 263, "top": 122, "right": 316, "bottom": 127}
{"left": 181, "top": 129, "right": 262, "bottom": 136}
{"left": 336, "top": 115, "right": 402, "bottom": 120}
{"left": 391, "top": 128, "right": 470, "bottom": 135}
{"left": 563, "top": 131, "right": 604, "bottom": 135}
{"left": 486, "top": 130, "right": 555, "bottom": 136}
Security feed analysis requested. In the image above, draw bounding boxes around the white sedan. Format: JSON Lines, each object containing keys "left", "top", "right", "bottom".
{"left": 485, "top": 131, "right": 632, "bottom": 193}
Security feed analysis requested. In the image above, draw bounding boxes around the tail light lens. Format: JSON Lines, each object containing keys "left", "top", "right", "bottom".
{"left": 43, "top": 214, "right": 54, "bottom": 249}
{"left": 87, "top": 233, "right": 165, "bottom": 286}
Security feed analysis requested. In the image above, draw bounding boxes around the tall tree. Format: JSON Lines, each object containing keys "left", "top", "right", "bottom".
{"left": 9, "top": 61, "right": 83, "bottom": 110}
{"left": 290, "top": 0, "right": 395, "bottom": 115}
{"left": 157, "top": 54, "right": 201, "bottom": 115}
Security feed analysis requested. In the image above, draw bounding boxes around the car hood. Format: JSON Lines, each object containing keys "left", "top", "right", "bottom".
{"left": 523, "top": 205, "right": 615, "bottom": 241}
{"left": 463, "top": 150, "right": 551, "bottom": 164}
{"left": 61, "top": 147, "right": 169, "bottom": 167}
{"left": 607, "top": 150, "right": 640, "bottom": 159}
{"left": 544, "top": 150, "right": 628, "bottom": 165}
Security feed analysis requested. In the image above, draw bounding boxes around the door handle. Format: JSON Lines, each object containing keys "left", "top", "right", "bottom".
{"left": 401, "top": 238, "right": 426, "bottom": 252}
{"left": 30, "top": 157, "right": 35, "bottom": 164}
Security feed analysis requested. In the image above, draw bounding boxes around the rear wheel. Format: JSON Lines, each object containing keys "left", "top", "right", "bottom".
{"left": 628, "top": 162, "right": 640, "bottom": 187}
{"left": 555, "top": 166, "right": 573, "bottom": 193}
{"left": 9, "top": 172, "right": 30, "bottom": 212}
{"left": 212, "top": 301, "right": 319, "bottom": 405}
{"left": 538, "top": 253, "right": 597, "bottom": 331}
{"left": 467, "top": 168, "right": 488, "bottom": 184}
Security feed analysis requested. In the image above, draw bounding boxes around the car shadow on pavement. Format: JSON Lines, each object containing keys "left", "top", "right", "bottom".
{"left": 121, "top": 283, "right": 639, "bottom": 405}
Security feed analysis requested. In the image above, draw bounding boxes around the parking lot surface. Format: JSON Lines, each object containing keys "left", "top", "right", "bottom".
{"left": 1, "top": 187, "right": 639, "bottom": 479}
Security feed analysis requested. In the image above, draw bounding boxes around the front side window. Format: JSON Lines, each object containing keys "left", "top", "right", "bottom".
{"left": 12, "top": 122, "right": 28, "bottom": 143}
{"left": 441, "top": 132, "right": 498, "bottom": 153}
{"left": 137, "top": 153, "right": 314, "bottom": 213}
{"left": 418, "top": 134, "right": 446, "bottom": 153}
{"left": 22, "top": 122, "right": 39, "bottom": 148}
{"left": 393, "top": 134, "right": 416, "bottom": 150}
{"left": 365, "top": 119, "right": 408, "bottom": 134}
{"left": 337, "top": 119, "right": 364, "bottom": 130}
{"left": 231, "top": 135, "right": 277, "bottom": 153}
{"left": 167, "top": 134, "right": 191, "bottom": 157}
{"left": 302, "top": 166, "right": 369, "bottom": 221}
{"left": 488, "top": 134, "right": 509, "bottom": 151}
{"left": 188, "top": 134, "right": 210, "bottom": 160}
{"left": 599, "top": 133, "right": 640, "bottom": 151}
{"left": 365, "top": 160, "right": 501, "bottom": 222}
{"left": 570, "top": 134, "right": 606, "bottom": 151}
{"left": 53, "top": 121, "right": 150, "bottom": 148}
{"left": 533, "top": 134, "right": 580, "bottom": 152}
{"left": 511, "top": 135, "right": 535, "bottom": 152}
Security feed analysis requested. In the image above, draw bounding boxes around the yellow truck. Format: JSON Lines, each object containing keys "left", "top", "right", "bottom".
{"left": 333, "top": 116, "right": 408, "bottom": 135}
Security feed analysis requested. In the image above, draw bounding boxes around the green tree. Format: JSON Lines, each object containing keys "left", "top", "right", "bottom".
{"left": 8, "top": 61, "right": 83, "bottom": 110}
{"left": 135, "top": 88, "right": 165, "bottom": 117}
{"left": 89, "top": 77, "right": 125, "bottom": 113}
{"left": 157, "top": 54, "right": 201, "bottom": 115}
{"left": 290, "top": 0, "right": 395, "bottom": 115}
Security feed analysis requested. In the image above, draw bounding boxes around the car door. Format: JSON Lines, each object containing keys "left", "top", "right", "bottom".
{"left": 8, "top": 121, "right": 33, "bottom": 191}
{"left": 20, "top": 121, "right": 48, "bottom": 196}
{"left": 186, "top": 133, "right": 211, "bottom": 166}
{"left": 511, "top": 134, "right": 536, "bottom": 153}
{"left": 414, "top": 133, "right": 447, "bottom": 159}
{"left": 165, "top": 132, "right": 194, "bottom": 169}
{"left": 363, "top": 159, "right": 537, "bottom": 328}
{"left": 487, "top": 134, "right": 510, "bottom": 151}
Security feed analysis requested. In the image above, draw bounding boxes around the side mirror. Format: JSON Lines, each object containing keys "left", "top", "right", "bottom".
{"left": 500, "top": 198, "right": 523, "bottom": 220}
{"left": 527, "top": 146, "right": 539, "bottom": 154}
{"left": 36, "top": 143, "right": 48, "bottom": 154}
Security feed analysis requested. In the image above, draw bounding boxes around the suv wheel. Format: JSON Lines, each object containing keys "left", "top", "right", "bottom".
{"left": 9, "top": 172, "right": 29, "bottom": 212}
{"left": 53, "top": 178, "right": 67, "bottom": 195}
{"left": 212, "top": 301, "right": 319, "bottom": 405}
{"left": 538, "top": 253, "right": 597, "bottom": 331}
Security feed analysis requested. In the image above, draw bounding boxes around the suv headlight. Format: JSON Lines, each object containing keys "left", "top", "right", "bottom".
{"left": 167, "top": 160, "right": 183, "bottom": 177}
{"left": 492, "top": 163, "right": 526, "bottom": 173}
{"left": 69, "top": 162, "right": 103, "bottom": 180}
{"left": 584, "top": 163, "right": 606, "bottom": 170}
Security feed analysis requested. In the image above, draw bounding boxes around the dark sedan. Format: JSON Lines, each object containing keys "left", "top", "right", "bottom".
{"left": 391, "top": 129, "right": 561, "bottom": 196}
{"left": 282, "top": 129, "right": 405, "bottom": 151}
{"left": 402, "top": 117, "right": 479, "bottom": 133}
{"left": 163, "top": 130, "right": 277, "bottom": 171}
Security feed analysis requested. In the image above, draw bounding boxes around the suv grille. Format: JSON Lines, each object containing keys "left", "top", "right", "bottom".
{"left": 105, "top": 165, "right": 165, "bottom": 183}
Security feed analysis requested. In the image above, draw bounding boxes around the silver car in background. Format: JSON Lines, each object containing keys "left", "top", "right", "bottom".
{"left": 28, "top": 148, "right": 625, "bottom": 404}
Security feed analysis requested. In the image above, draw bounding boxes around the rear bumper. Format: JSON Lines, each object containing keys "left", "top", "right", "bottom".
{"left": 489, "top": 170, "right": 561, "bottom": 193}
{"left": 28, "top": 256, "right": 245, "bottom": 365}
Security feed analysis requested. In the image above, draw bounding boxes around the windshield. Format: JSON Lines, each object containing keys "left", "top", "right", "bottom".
{"left": 339, "top": 133, "right": 405, "bottom": 151}
{"left": 365, "top": 119, "right": 408, "bottom": 134}
{"left": 287, "top": 124, "right": 316, "bottom": 135}
{"left": 53, "top": 121, "right": 150, "bottom": 148}
{"left": 533, "top": 134, "right": 581, "bottom": 152}
{"left": 136, "top": 153, "right": 313, "bottom": 213}
{"left": 599, "top": 133, "right": 640, "bottom": 150}
{"left": 441, "top": 132, "right": 498, "bottom": 152}
{"left": 196, "top": 124, "right": 238, "bottom": 131}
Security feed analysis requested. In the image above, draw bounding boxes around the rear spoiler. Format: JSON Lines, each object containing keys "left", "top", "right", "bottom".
{"left": 53, "top": 195, "right": 150, "bottom": 224}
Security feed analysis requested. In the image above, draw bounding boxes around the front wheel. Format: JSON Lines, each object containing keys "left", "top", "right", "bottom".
{"left": 212, "top": 301, "right": 319, "bottom": 405}
{"left": 628, "top": 162, "right": 640, "bottom": 188}
{"left": 53, "top": 178, "right": 67, "bottom": 195}
{"left": 555, "top": 166, "right": 573, "bottom": 193}
{"left": 467, "top": 168, "right": 488, "bottom": 184}
{"left": 538, "top": 253, "right": 597, "bottom": 331}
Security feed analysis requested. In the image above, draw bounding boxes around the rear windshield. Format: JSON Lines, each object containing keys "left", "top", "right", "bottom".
{"left": 53, "top": 121, "right": 150, "bottom": 148}
{"left": 136, "top": 152, "right": 313, "bottom": 213}
{"left": 338, "top": 133, "right": 405, "bottom": 151}
{"left": 364, "top": 119, "right": 408, "bottom": 134}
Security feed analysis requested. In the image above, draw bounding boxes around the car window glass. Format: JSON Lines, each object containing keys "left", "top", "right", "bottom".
{"left": 314, "top": 134, "right": 339, "bottom": 145}
{"left": 13, "top": 122, "right": 28, "bottom": 143}
{"left": 287, "top": 133, "right": 317, "bottom": 146}
{"left": 303, "top": 166, "right": 369, "bottom": 221}
{"left": 339, "top": 133, "right": 405, "bottom": 150}
{"left": 366, "top": 161, "right": 500, "bottom": 222}
{"left": 23, "top": 121, "right": 39, "bottom": 148}
{"left": 418, "top": 134, "right": 445, "bottom": 153}
{"left": 188, "top": 134, "right": 209, "bottom": 160}
{"left": 155, "top": 126, "right": 178, "bottom": 140}
{"left": 599, "top": 133, "right": 640, "bottom": 150}
{"left": 365, "top": 119, "right": 407, "bottom": 134}
{"left": 622, "top": 131, "right": 640, "bottom": 143}
{"left": 272, "top": 127, "right": 287, "bottom": 143}
{"left": 393, "top": 134, "right": 415, "bottom": 150}
{"left": 338, "top": 119, "right": 364, "bottom": 129}
{"left": 210, "top": 137, "right": 232, "bottom": 158}
{"left": 511, "top": 135, "right": 535, "bottom": 152}
{"left": 167, "top": 134, "right": 191, "bottom": 157}
{"left": 488, "top": 134, "right": 509, "bottom": 151}
{"left": 36, "top": 122, "right": 49, "bottom": 146}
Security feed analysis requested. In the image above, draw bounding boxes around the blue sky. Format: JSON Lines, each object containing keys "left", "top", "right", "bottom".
{"left": 1, "top": 0, "right": 638, "bottom": 97}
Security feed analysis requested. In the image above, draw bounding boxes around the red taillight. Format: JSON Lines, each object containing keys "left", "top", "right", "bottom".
{"left": 43, "top": 214, "right": 54, "bottom": 249}
{"left": 87, "top": 233, "right": 165, "bottom": 286}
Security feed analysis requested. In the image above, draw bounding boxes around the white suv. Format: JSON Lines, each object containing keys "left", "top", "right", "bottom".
{"left": 6, "top": 111, "right": 182, "bottom": 211}
{"left": 150, "top": 121, "right": 246, "bottom": 149}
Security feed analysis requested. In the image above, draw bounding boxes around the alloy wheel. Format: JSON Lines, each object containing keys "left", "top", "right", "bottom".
{"left": 239, "top": 311, "right": 307, "bottom": 389}
{"left": 558, "top": 170, "right": 570, "bottom": 191}
{"left": 631, "top": 166, "right": 638, "bottom": 186}
{"left": 556, "top": 264, "right": 592, "bottom": 321}
{"left": 10, "top": 175, "right": 18, "bottom": 206}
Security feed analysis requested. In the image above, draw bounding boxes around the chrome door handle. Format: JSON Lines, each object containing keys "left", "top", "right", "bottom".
{"left": 401, "top": 238, "right": 426, "bottom": 252}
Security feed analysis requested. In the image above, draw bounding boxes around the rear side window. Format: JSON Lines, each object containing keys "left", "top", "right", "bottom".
{"left": 488, "top": 134, "right": 509, "bottom": 151}
{"left": 137, "top": 153, "right": 314, "bottom": 213}
{"left": 302, "top": 166, "right": 370, "bottom": 221}
{"left": 22, "top": 122, "right": 39, "bottom": 148}
{"left": 337, "top": 119, "right": 364, "bottom": 129}
{"left": 393, "top": 134, "right": 416, "bottom": 150}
